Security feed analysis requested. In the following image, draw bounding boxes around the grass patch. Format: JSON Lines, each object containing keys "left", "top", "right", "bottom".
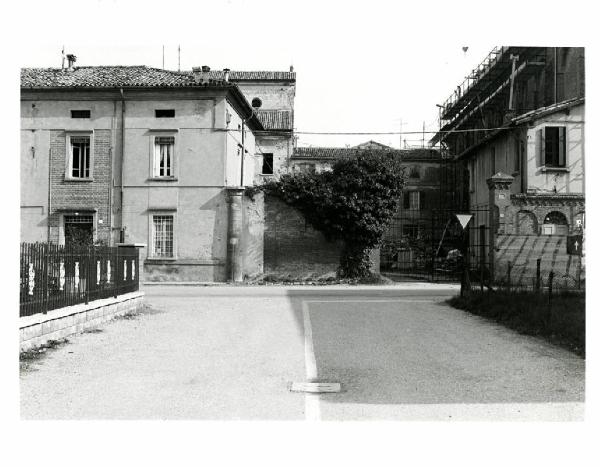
{"left": 20, "top": 338, "right": 70, "bottom": 372}
{"left": 448, "top": 290, "right": 585, "bottom": 357}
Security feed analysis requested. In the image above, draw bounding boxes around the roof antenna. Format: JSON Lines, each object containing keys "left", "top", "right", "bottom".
{"left": 162, "top": 45, "right": 165, "bottom": 69}
{"left": 61, "top": 45, "right": 65, "bottom": 70}
{"left": 178, "top": 45, "right": 181, "bottom": 72}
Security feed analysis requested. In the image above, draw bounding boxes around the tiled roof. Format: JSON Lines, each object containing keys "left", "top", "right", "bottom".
{"left": 255, "top": 110, "right": 293, "bottom": 130}
{"left": 210, "top": 70, "right": 296, "bottom": 81}
{"left": 21, "top": 66, "right": 295, "bottom": 88}
{"left": 21, "top": 66, "right": 219, "bottom": 88}
{"left": 292, "top": 147, "right": 441, "bottom": 161}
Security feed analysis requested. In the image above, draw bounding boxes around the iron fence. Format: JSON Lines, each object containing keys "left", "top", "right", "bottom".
{"left": 20, "top": 242, "right": 140, "bottom": 317}
{"left": 381, "top": 208, "right": 490, "bottom": 283}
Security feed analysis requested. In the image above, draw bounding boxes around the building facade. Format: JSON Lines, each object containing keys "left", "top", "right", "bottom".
{"left": 432, "top": 46, "right": 585, "bottom": 284}
{"left": 20, "top": 63, "right": 285, "bottom": 282}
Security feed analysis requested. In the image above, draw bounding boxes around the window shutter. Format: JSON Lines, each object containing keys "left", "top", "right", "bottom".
{"left": 403, "top": 192, "right": 410, "bottom": 209}
{"left": 535, "top": 129, "right": 543, "bottom": 167}
{"left": 420, "top": 191, "right": 425, "bottom": 210}
{"left": 558, "top": 126, "right": 566, "bottom": 167}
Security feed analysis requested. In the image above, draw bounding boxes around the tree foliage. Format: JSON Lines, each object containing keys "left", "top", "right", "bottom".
{"left": 247, "top": 150, "right": 405, "bottom": 277}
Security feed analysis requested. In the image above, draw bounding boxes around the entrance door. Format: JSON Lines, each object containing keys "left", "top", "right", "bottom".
{"left": 64, "top": 215, "right": 94, "bottom": 247}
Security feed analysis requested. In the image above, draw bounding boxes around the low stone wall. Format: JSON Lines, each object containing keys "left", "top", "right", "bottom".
{"left": 20, "top": 291, "right": 144, "bottom": 351}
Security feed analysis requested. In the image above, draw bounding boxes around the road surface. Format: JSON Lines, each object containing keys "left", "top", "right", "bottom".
{"left": 20, "top": 284, "right": 585, "bottom": 420}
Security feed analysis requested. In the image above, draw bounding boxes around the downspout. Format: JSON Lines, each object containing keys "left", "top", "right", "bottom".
{"left": 240, "top": 119, "right": 246, "bottom": 186}
{"left": 554, "top": 47, "right": 558, "bottom": 104}
{"left": 119, "top": 88, "right": 125, "bottom": 243}
{"left": 47, "top": 144, "right": 51, "bottom": 243}
{"left": 108, "top": 100, "right": 116, "bottom": 245}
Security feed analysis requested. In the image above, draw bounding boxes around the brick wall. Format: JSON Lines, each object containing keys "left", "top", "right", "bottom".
{"left": 49, "top": 130, "right": 112, "bottom": 243}
{"left": 264, "top": 196, "right": 342, "bottom": 278}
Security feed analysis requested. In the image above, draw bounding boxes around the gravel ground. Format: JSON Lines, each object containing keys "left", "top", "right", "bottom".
{"left": 20, "top": 285, "right": 584, "bottom": 420}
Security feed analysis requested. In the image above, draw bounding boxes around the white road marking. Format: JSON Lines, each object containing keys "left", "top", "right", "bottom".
{"left": 301, "top": 300, "right": 320, "bottom": 421}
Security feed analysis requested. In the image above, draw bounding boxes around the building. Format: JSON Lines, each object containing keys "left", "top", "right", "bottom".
{"left": 431, "top": 46, "right": 585, "bottom": 284}
{"left": 20, "top": 60, "right": 297, "bottom": 282}
{"left": 288, "top": 144, "right": 455, "bottom": 275}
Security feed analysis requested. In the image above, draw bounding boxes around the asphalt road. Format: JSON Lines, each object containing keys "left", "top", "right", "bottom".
{"left": 20, "top": 284, "right": 585, "bottom": 420}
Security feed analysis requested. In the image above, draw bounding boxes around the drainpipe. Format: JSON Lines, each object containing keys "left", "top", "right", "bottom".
{"left": 240, "top": 120, "right": 245, "bottom": 186}
{"left": 119, "top": 88, "right": 126, "bottom": 243}
{"left": 554, "top": 47, "right": 558, "bottom": 104}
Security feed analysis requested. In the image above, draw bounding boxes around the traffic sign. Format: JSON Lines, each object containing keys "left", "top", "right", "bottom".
{"left": 567, "top": 234, "right": 583, "bottom": 256}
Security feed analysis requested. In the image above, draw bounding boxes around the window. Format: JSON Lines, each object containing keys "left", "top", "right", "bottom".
{"left": 152, "top": 215, "right": 174, "bottom": 258}
{"left": 153, "top": 136, "right": 175, "bottom": 177}
{"left": 513, "top": 138, "right": 522, "bottom": 173}
{"left": 262, "top": 153, "right": 274, "bottom": 175}
{"left": 71, "top": 110, "right": 90, "bottom": 118}
{"left": 543, "top": 126, "right": 566, "bottom": 167}
{"left": 408, "top": 167, "right": 420, "bottom": 179}
{"left": 403, "top": 224, "right": 419, "bottom": 238}
{"left": 251, "top": 98, "right": 262, "bottom": 108}
{"left": 68, "top": 135, "right": 91, "bottom": 178}
{"left": 403, "top": 191, "right": 420, "bottom": 210}
{"left": 155, "top": 109, "right": 175, "bottom": 118}
{"left": 298, "top": 163, "right": 316, "bottom": 174}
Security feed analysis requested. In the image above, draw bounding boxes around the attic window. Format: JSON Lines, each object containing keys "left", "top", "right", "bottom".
{"left": 155, "top": 109, "right": 175, "bottom": 118}
{"left": 71, "top": 110, "right": 90, "bottom": 118}
{"left": 251, "top": 98, "right": 262, "bottom": 108}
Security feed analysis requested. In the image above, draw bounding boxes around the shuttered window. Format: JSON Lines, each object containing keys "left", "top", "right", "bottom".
{"left": 537, "top": 126, "right": 566, "bottom": 168}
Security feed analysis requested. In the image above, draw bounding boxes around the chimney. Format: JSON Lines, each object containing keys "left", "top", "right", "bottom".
{"left": 223, "top": 68, "right": 230, "bottom": 83}
{"left": 192, "top": 65, "right": 210, "bottom": 84}
{"left": 290, "top": 65, "right": 294, "bottom": 72}
{"left": 66, "top": 54, "right": 77, "bottom": 71}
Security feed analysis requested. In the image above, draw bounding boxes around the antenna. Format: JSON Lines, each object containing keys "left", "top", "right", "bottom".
{"left": 61, "top": 45, "right": 65, "bottom": 70}
{"left": 178, "top": 45, "right": 181, "bottom": 72}
{"left": 162, "top": 45, "right": 165, "bottom": 69}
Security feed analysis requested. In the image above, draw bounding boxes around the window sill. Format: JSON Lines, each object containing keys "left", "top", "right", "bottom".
{"left": 64, "top": 177, "right": 94, "bottom": 182}
{"left": 540, "top": 166, "right": 569, "bottom": 173}
{"left": 145, "top": 257, "right": 177, "bottom": 263}
{"left": 259, "top": 173, "right": 275, "bottom": 177}
{"left": 148, "top": 177, "right": 178, "bottom": 182}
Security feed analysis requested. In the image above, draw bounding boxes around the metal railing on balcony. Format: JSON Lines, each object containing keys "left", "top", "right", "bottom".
{"left": 19, "top": 242, "right": 140, "bottom": 317}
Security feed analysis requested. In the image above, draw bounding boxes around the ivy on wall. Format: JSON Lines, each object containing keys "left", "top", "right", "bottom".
{"left": 247, "top": 151, "right": 406, "bottom": 278}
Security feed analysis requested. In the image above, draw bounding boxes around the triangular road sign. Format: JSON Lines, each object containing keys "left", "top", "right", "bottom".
{"left": 455, "top": 214, "right": 473, "bottom": 230}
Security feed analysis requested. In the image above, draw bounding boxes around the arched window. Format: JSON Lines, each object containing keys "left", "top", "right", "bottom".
{"left": 516, "top": 210, "right": 537, "bottom": 235}
{"left": 542, "top": 211, "right": 568, "bottom": 235}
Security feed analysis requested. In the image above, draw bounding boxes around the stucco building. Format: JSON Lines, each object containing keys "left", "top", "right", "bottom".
{"left": 20, "top": 61, "right": 296, "bottom": 282}
{"left": 431, "top": 46, "right": 585, "bottom": 285}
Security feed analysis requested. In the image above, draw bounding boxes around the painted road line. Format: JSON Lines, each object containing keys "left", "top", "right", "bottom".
{"left": 290, "top": 382, "right": 341, "bottom": 393}
{"left": 301, "top": 300, "right": 321, "bottom": 421}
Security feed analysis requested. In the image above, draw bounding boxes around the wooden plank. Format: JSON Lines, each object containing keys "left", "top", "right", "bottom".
{"left": 290, "top": 382, "right": 341, "bottom": 393}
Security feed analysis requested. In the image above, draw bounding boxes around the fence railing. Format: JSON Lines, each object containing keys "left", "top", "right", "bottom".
{"left": 20, "top": 243, "right": 140, "bottom": 317}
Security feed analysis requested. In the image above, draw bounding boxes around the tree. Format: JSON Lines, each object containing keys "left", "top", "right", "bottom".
{"left": 248, "top": 150, "right": 405, "bottom": 278}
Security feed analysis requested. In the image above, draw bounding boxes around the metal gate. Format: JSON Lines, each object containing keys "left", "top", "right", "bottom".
{"left": 380, "top": 207, "right": 490, "bottom": 284}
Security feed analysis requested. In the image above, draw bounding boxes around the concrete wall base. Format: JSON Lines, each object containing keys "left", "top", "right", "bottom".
{"left": 19, "top": 291, "right": 144, "bottom": 352}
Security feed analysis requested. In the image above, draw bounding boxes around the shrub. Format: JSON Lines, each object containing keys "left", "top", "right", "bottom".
{"left": 247, "top": 151, "right": 405, "bottom": 278}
